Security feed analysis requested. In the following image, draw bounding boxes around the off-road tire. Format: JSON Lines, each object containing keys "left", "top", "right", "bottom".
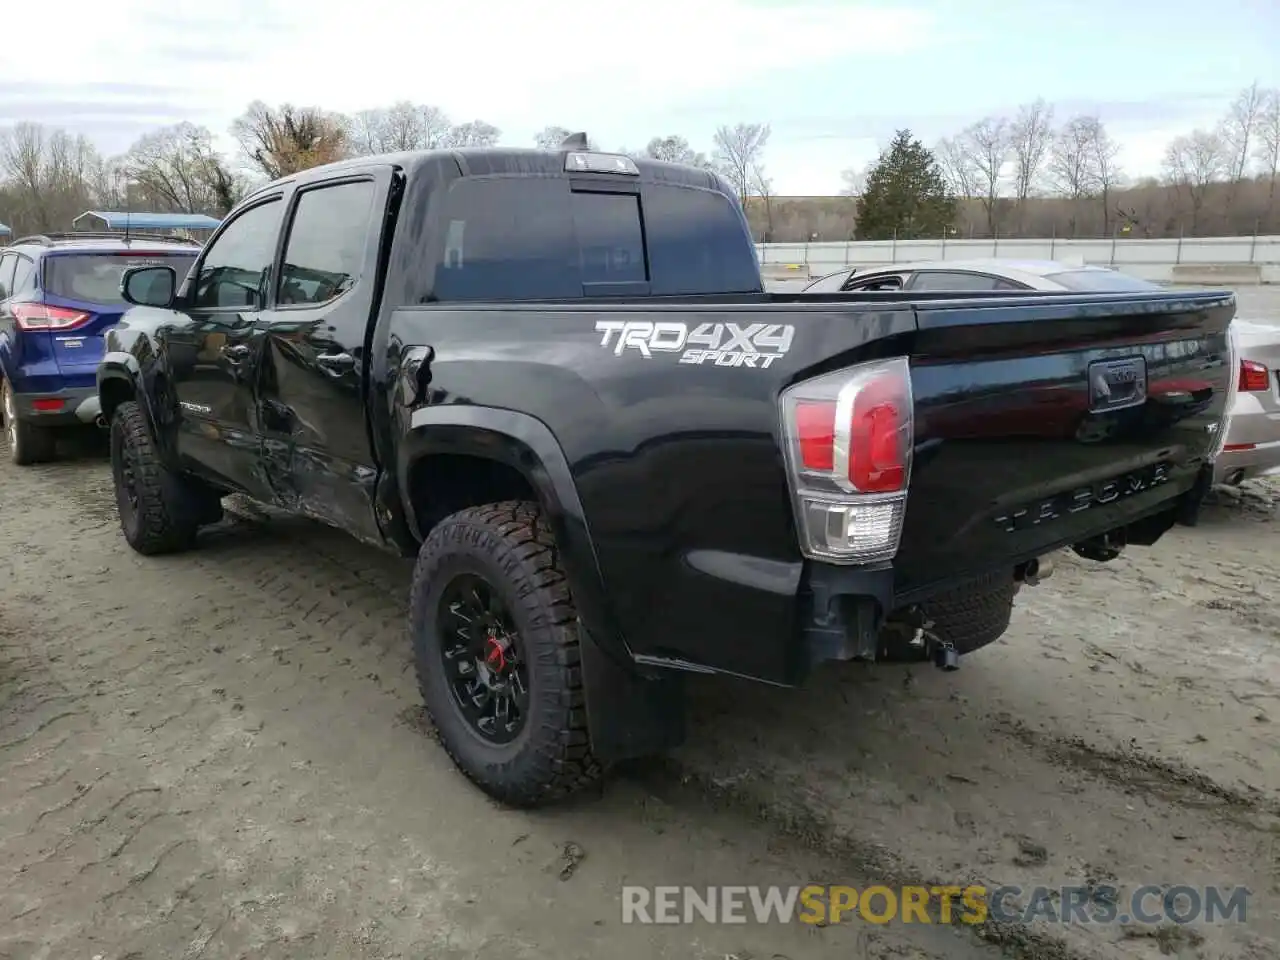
{"left": 3, "top": 379, "right": 57, "bottom": 465}
{"left": 110, "top": 400, "right": 205, "bottom": 555}
{"left": 881, "top": 570, "right": 1019, "bottom": 661}
{"left": 409, "top": 500, "right": 603, "bottom": 807}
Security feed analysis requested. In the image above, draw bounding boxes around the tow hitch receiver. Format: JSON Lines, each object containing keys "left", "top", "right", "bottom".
{"left": 931, "top": 637, "right": 960, "bottom": 671}
{"left": 901, "top": 611, "right": 961, "bottom": 671}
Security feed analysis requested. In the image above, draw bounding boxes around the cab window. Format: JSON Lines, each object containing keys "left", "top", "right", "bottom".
{"left": 191, "top": 199, "right": 284, "bottom": 309}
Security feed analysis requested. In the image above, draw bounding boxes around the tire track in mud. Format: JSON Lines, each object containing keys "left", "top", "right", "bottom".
{"left": 6, "top": 453, "right": 1002, "bottom": 960}
{"left": 10, "top": 450, "right": 1280, "bottom": 960}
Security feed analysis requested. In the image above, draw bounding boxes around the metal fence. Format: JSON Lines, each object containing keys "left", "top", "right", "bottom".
{"left": 755, "top": 235, "right": 1280, "bottom": 285}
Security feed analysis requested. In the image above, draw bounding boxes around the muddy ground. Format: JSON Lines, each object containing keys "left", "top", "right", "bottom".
{"left": 1, "top": 434, "right": 1277, "bottom": 960}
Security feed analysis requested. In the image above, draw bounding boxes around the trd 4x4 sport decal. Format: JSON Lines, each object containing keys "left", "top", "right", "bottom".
{"left": 594, "top": 320, "right": 795, "bottom": 369}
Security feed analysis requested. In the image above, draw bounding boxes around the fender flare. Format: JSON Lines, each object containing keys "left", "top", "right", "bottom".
{"left": 97, "top": 351, "right": 173, "bottom": 461}
{"left": 96, "top": 351, "right": 143, "bottom": 419}
{"left": 398, "top": 405, "right": 617, "bottom": 655}
{"left": 398, "top": 405, "right": 687, "bottom": 761}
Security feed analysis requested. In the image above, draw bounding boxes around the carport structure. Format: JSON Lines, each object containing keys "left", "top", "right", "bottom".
{"left": 71, "top": 210, "right": 221, "bottom": 241}
{"left": 0, "top": 221, "right": 11, "bottom": 240}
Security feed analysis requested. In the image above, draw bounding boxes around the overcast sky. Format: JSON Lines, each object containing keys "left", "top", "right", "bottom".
{"left": 3, "top": 0, "right": 1278, "bottom": 195}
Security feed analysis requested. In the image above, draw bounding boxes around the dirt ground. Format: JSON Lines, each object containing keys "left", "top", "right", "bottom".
{"left": 1, "top": 434, "right": 1277, "bottom": 960}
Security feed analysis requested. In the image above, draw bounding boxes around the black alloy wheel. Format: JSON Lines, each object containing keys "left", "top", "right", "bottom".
{"left": 437, "top": 573, "right": 530, "bottom": 744}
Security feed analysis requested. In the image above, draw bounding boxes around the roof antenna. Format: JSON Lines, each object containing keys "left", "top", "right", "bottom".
{"left": 559, "top": 132, "right": 590, "bottom": 150}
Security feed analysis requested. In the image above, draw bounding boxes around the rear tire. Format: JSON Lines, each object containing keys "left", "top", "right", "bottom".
{"left": 881, "top": 571, "right": 1019, "bottom": 661}
{"left": 3, "top": 380, "right": 57, "bottom": 465}
{"left": 409, "top": 500, "right": 603, "bottom": 807}
{"left": 109, "top": 400, "right": 203, "bottom": 555}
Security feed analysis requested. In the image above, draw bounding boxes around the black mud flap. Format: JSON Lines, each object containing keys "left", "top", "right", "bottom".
{"left": 579, "top": 625, "right": 686, "bottom": 762}
{"left": 1176, "top": 462, "right": 1215, "bottom": 528}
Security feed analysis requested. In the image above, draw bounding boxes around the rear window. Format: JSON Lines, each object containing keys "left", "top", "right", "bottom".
{"left": 1044, "top": 269, "right": 1159, "bottom": 292}
{"left": 43, "top": 252, "right": 197, "bottom": 305}
{"left": 431, "top": 176, "right": 760, "bottom": 302}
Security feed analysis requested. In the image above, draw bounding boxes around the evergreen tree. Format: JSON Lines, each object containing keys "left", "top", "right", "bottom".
{"left": 855, "top": 130, "right": 957, "bottom": 240}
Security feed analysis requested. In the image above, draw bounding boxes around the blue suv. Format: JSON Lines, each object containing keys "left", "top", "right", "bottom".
{"left": 0, "top": 233, "right": 200, "bottom": 464}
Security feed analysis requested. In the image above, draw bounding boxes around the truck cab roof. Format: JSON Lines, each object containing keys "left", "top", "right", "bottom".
{"left": 243, "top": 146, "right": 736, "bottom": 205}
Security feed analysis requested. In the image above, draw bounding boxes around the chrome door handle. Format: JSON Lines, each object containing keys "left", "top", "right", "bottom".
{"left": 315, "top": 352, "right": 355, "bottom": 375}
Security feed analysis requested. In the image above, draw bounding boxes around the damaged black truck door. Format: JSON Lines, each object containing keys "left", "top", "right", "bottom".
{"left": 251, "top": 173, "right": 390, "bottom": 544}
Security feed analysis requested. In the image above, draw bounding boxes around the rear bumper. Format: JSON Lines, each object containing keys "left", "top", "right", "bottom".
{"left": 1214, "top": 395, "right": 1280, "bottom": 483}
{"left": 10, "top": 386, "right": 101, "bottom": 426}
{"left": 1214, "top": 440, "right": 1280, "bottom": 483}
{"left": 797, "top": 467, "right": 1212, "bottom": 674}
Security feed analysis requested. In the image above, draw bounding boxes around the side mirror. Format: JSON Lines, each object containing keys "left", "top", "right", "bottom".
{"left": 120, "top": 265, "right": 177, "bottom": 308}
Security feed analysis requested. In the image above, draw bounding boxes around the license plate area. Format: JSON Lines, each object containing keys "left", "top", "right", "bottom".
{"left": 1088, "top": 356, "right": 1147, "bottom": 413}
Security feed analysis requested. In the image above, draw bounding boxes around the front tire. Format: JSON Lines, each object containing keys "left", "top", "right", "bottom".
{"left": 109, "top": 400, "right": 202, "bottom": 555}
{"left": 3, "top": 380, "right": 57, "bottom": 465}
{"left": 409, "top": 501, "right": 602, "bottom": 807}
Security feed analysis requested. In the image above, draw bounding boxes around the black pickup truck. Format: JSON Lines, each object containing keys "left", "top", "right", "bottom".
{"left": 98, "top": 138, "right": 1235, "bottom": 806}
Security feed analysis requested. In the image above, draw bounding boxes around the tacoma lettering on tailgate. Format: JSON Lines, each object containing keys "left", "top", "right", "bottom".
{"left": 994, "top": 463, "right": 1171, "bottom": 533}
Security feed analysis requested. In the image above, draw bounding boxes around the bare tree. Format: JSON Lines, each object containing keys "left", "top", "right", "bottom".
{"left": 231, "top": 101, "right": 350, "bottom": 179}
{"left": 839, "top": 165, "right": 870, "bottom": 197}
{"left": 1222, "top": 82, "right": 1266, "bottom": 183}
{"left": 1047, "top": 115, "right": 1100, "bottom": 235}
{"left": 1220, "top": 82, "right": 1267, "bottom": 220}
{"left": 1089, "top": 119, "right": 1123, "bottom": 235}
{"left": 1163, "top": 129, "right": 1229, "bottom": 233}
{"left": 346, "top": 109, "right": 386, "bottom": 155}
{"left": 751, "top": 163, "right": 775, "bottom": 241}
{"left": 711, "top": 122, "right": 770, "bottom": 206}
{"left": 933, "top": 137, "right": 978, "bottom": 198}
{"left": 644, "top": 135, "right": 709, "bottom": 166}
{"left": 1, "top": 123, "right": 49, "bottom": 221}
{"left": 447, "top": 121, "right": 501, "bottom": 148}
{"left": 0, "top": 122, "right": 104, "bottom": 233}
{"left": 121, "top": 123, "right": 244, "bottom": 215}
{"left": 1010, "top": 99, "right": 1055, "bottom": 209}
{"left": 534, "top": 126, "right": 582, "bottom": 149}
{"left": 344, "top": 103, "right": 500, "bottom": 154}
{"left": 961, "top": 117, "right": 1010, "bottom": 236}
{"left": 1254, "top": 88, "right": 1280, "bottom": 228}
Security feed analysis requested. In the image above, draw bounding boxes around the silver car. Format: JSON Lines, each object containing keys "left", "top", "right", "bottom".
{"left": 1220, "top": 319, "right": 1280, "bottom": 485}
{"left": 802, "top": 258, "right": 1280, "bottom": 485}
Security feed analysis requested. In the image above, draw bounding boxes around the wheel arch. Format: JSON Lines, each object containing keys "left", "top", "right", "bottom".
{"left": 96, "top": 351, "right": 142, "bottom": 422}
{"left": 397, "top": 406, "right": 608, "bottom": 634}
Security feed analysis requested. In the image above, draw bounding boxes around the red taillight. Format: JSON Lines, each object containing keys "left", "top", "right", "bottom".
{"left": 31, "top": 398, "right": 65, "bottom": 412}
{"left": 780, "top": 357, "right": 914, "bottom": 564}
{"left": 1239, "top": 359, "right": 1271, "bottom": 393}
{"left": 850, "top": 373, "right": 909, "bottom": 493}
{"left": 13, "top": 303, "right": 92, "bottom": 331}
{"left": 795, "top": 401, "right": 837, "bottom": 471}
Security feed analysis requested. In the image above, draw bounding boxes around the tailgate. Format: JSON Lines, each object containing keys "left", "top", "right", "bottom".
{"left": 42, "top": 295, "right": 120, "bottom": 382}
{"left": 894, "top": 290, "right": 1234, "bottom": 597}
{"left": 40, "top": 251, "right": 195, "bottom": 384}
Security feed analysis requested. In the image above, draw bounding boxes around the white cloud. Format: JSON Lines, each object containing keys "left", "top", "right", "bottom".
{"left": 2, "top": 1, "right": 1259, "bottom": 194}
{"left": 5, "top": 0, "right": 938, "bottom": 163}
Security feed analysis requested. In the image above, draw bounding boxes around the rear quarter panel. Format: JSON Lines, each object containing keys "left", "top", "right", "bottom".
{"left": 386, "top": 301, "right": 915, "bottom": 682}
